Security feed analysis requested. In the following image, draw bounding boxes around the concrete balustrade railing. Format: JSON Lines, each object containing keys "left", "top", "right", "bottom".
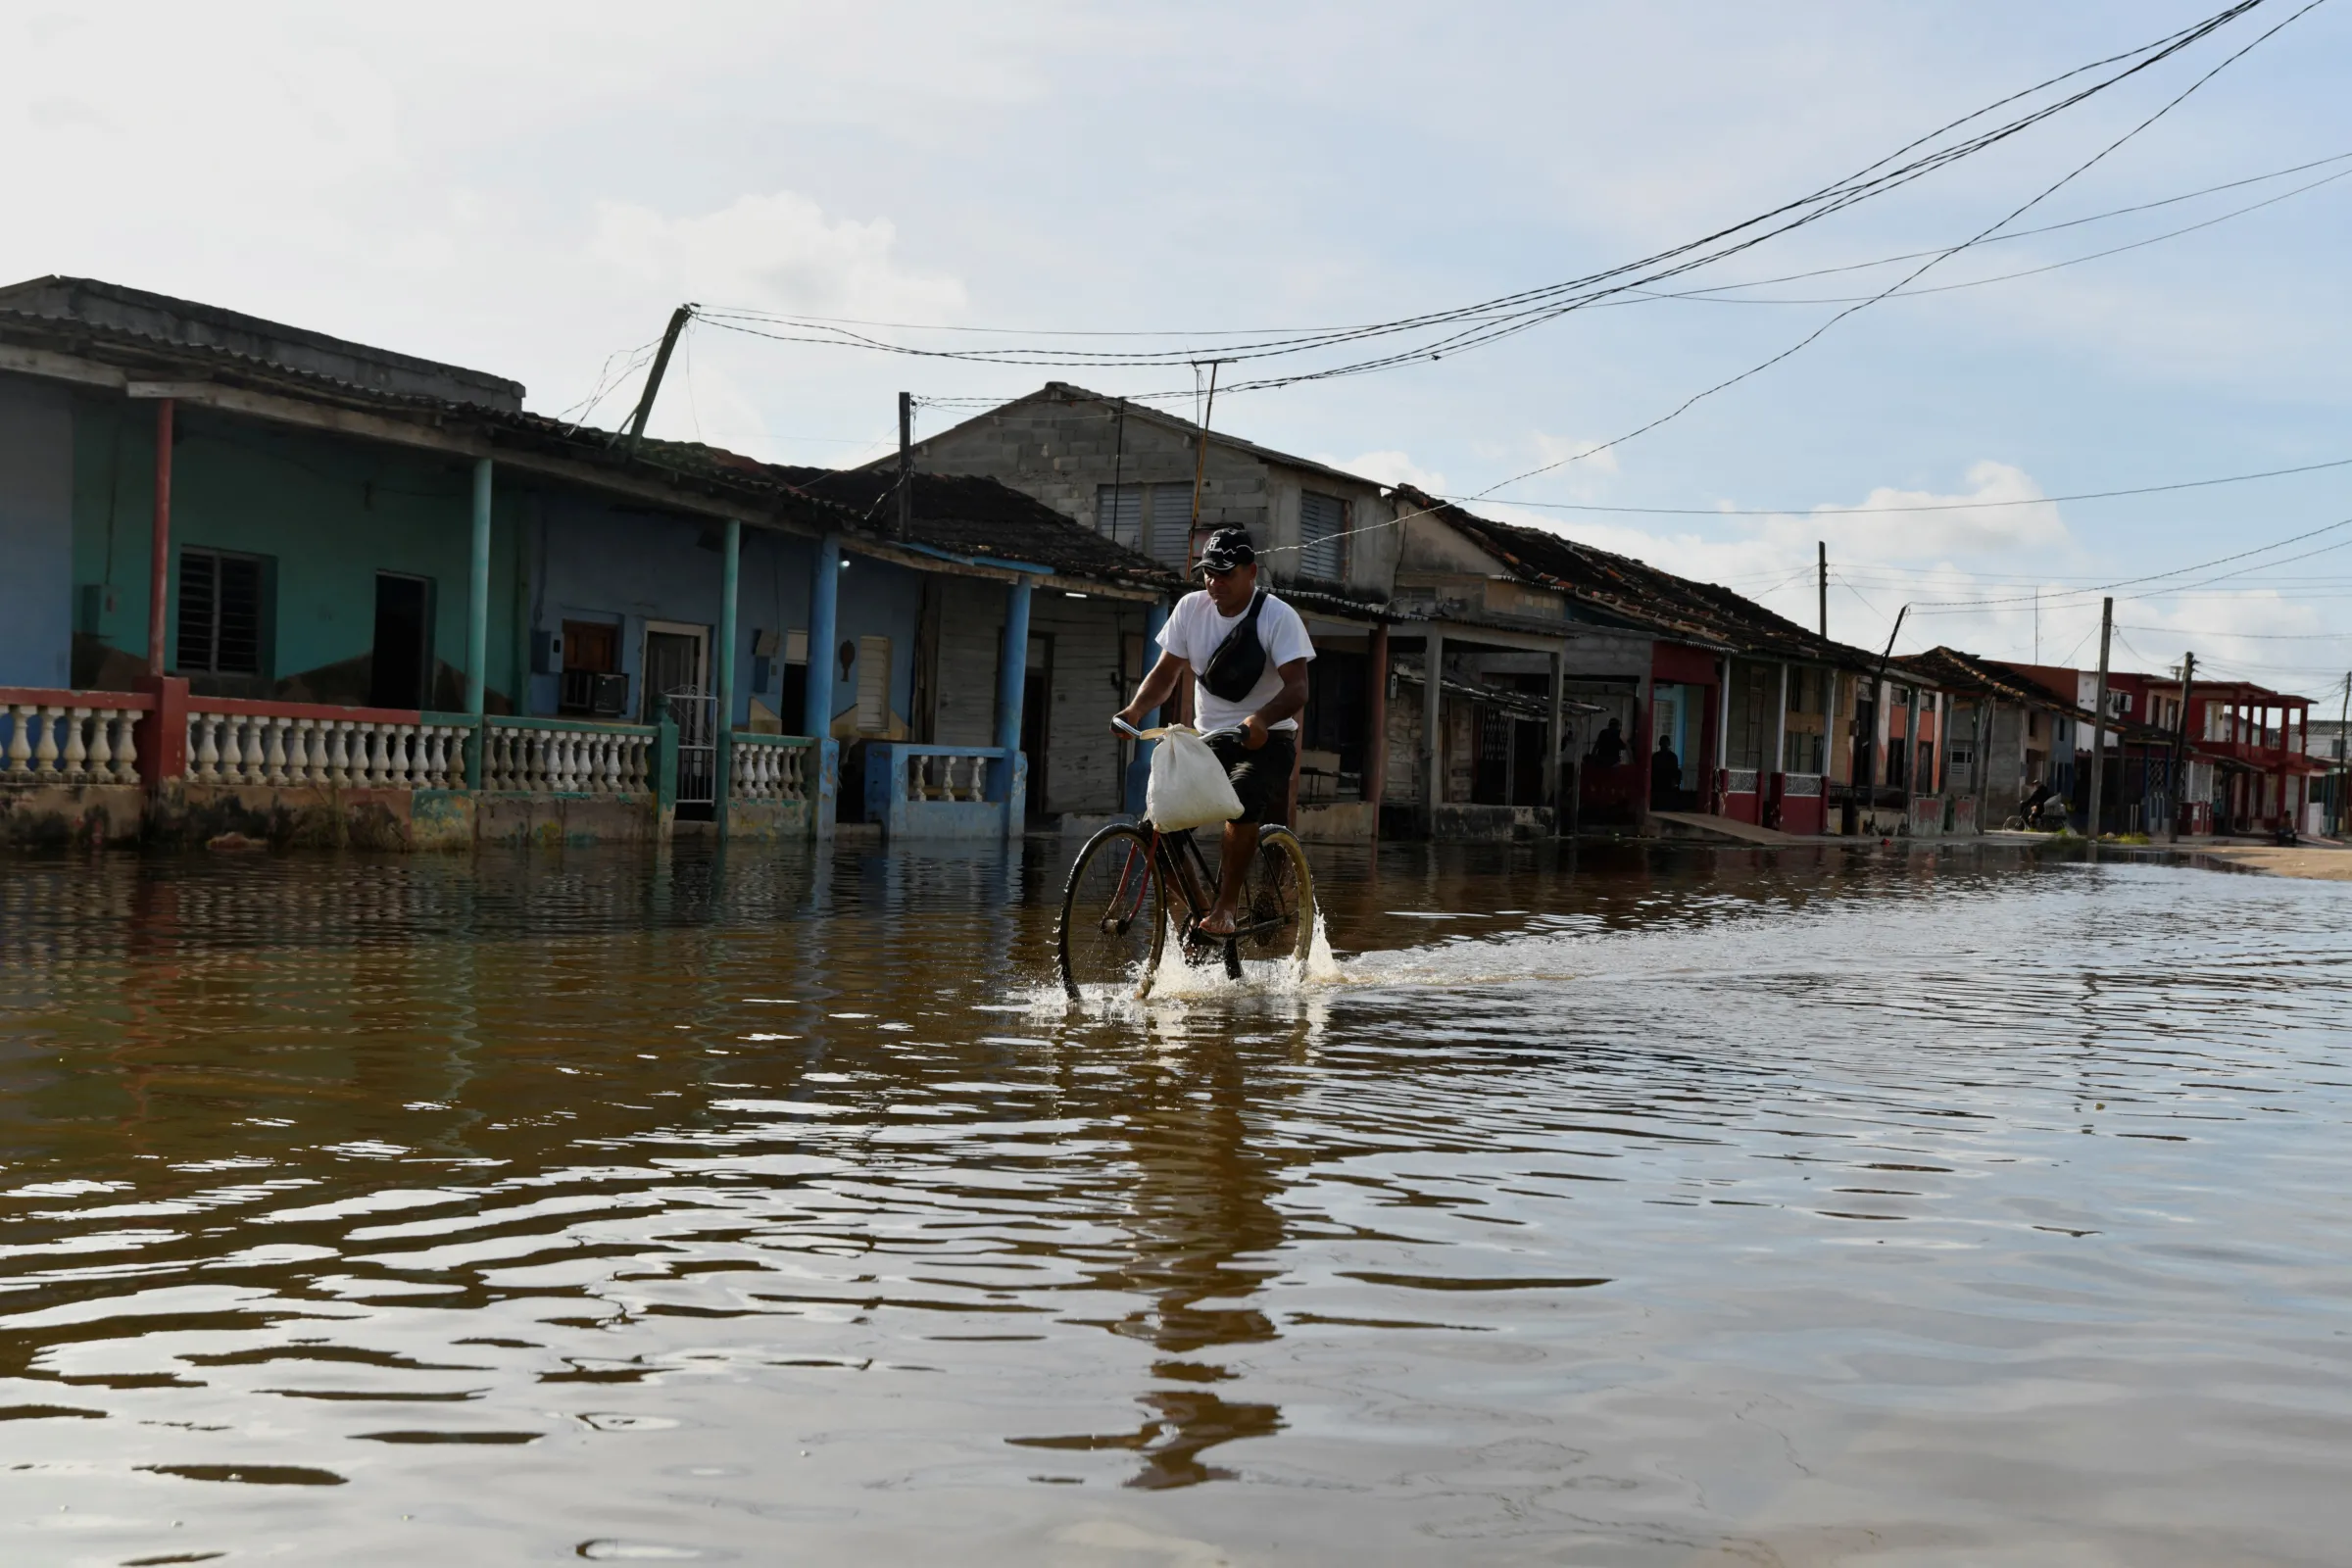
{"left": 0, "top": 691, "right": 152, "bottom": 786}
{"left": 861, "top": 743, "right": 1022, "bottom": 840}
{"left": 184, "top": 704, "right": 468, "bottom": 790}
{"left": 481, "top": 717, "right": 655, "bottom": 796}
{"left": 906, "top": 748, "right": 994, "bottom": 803}
{"left": 728, "top": 733, "right": 815, "bottom": 802}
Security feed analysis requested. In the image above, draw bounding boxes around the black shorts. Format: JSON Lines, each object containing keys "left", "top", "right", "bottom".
{"left": 1208, "top": 729, "right": 1296, "bottom": 827}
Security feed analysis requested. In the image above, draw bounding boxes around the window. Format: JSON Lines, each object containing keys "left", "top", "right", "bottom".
{"left": 1299, "top": 490, "right": 1348, "bottom": 582}
{"left": 175, "top": 548, "right": 266, "bottom": 675}
{"left": 1096, "top": 482, "right": 1197, "bottom": 567}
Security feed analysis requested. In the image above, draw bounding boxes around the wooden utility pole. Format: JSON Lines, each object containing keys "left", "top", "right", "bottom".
{"left": 1817, "top": 542, "right": 1828, "bottom": 640}
{"left": 1186, "top": 360, "right": 1228, "bottom": 569}
{"left": 621, "top": 303, "right": 696, "bottom": 457}
{"left": 2086, "top": 597, "right": 2112, "bottom": 841}
{"left": 2335, "top": 671, "right": 2350, "bottom": 837}
{"left": 897, "top": 392, "right": 913, "bottom": 539}
{"left": 1864, "top": 605, "right": 1908, "bottom": 800}
{"left": 2165, "top": 651, "right": 2196, "bottom": 842}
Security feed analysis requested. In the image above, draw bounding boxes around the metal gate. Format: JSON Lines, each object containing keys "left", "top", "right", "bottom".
{"left": 666, "top": 688, "right": 716, "bottom": 819}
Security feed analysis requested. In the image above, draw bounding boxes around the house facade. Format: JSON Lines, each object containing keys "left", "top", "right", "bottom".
{"left": 0, "top": 278, "right": 1166, "bottom": 851}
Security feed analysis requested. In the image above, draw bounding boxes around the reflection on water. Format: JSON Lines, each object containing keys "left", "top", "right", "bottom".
{"left": 2, "top": 840, "right": 2350, "bottom": 1563}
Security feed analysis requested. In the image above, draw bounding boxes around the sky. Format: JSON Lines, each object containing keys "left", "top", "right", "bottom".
{"left": 9, "top": 0, "right": 2352, "bottom": 704}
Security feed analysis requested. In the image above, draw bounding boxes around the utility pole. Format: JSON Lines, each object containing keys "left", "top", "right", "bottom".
{"left": 2335, "top": 670, "right": 2349, "bottom": 837}
{"left": 897, "top": 392, "right": 913, "bottom": 540}
{"left": 1865, "top": 604, "right": 1910, "bottom": 806}
{"left": 2166, "top": 651, "right": 2196, "bottom": 843}
{"left": 1186, "top": 360, "right": 1229, "bottom": 569}
{"left": 1817, "top": 541, "right": 1828, "bottom": 639}
{"left": 620, "top": 303, "right": 696, "bottom": 457}
{"left": 2086, "top": 596, "right": 2112, "bottom": 843}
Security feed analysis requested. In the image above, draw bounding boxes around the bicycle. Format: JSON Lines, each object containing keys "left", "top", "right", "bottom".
{"left": 1056, "top": 722, "right": 1317, "bottom": 1001}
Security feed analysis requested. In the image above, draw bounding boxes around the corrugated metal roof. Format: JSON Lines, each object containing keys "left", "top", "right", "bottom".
{"left": 0, "top": 275, "right": 525, "bottom": 411}
{"left": 763, "top": 466, "right": 1181, "bottom": 591}
{"left": 1394, "top": 486, "right": 1888, "bottom": 668}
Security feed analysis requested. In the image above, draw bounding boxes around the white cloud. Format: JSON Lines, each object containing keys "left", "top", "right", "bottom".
{"left": 1321, "top": 450, "right": 1446, "bottom": 492}
{"left": 590, "top": 192, "right": 966, "bottom": 321}
{"left": 1530, "top": 433, "right": 1622, "bottom": 478}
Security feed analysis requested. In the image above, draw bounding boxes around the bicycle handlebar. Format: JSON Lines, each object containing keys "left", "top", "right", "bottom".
{"left": 1113, "top": 714, "right": 1245, "bottom": 745}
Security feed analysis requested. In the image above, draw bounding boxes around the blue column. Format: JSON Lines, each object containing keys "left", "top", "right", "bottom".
{"left": 714, "top": 518, "right": 741, "bottom": 832}
{"left": 803, "top": 532, "right": 841, "bottom": 739}
{"left": 994, "top": 575, "right": 1034, "bottom": 826}
{"left": 466, "top": 458, "right": 492, "bottom": 716}
{"left": 1125, "top": 599, "right": 1169, "bottom": 815}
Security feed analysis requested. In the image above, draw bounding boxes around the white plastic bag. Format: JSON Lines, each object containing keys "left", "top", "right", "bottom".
{"left": 1145, "top": 727, "right": 1243, "bottom": 832}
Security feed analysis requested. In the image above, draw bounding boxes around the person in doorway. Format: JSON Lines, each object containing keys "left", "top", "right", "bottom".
{"left": 1115, "top": 527, "right": 1315, "bottom": 937}
{"left": 1650, "top": 733, "right": 1683, "bottom": 810}
{"left": 1588, "top": 717, "right": 1626, "bottom": 769}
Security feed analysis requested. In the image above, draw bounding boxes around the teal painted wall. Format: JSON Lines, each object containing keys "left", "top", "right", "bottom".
{"left": 70, "top": 401, "right": 525, "bottom": 708}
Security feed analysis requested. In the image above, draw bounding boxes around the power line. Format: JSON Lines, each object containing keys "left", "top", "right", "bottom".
{"left": 693, "top": 148, "right": 2352, "bottom": 343}
{"left": 2117, "top": 623, "right": 2352, "bottom": 638}
{"left": 698, "top": 4, "right": 2278, "bottom": 396}
{"left": 1468, "top": 0, "right": 2323, "bottom": 504}
{"left": 1905, "top": 515, "right": 2352, "bottom": 611}
{"left": 1449, "top": 450, "right": 2352, "bottom": 519}
{"left": 1634, "top": 162, "right": 2352, "bottom": 308}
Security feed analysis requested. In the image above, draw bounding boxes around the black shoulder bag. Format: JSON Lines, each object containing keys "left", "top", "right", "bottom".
{"left": 1198, "top": 589, "right": 1270, "bottom": 703}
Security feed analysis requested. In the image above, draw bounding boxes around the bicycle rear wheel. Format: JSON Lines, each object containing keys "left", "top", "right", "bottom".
{"left": 1224, "top": 824, "right": 1316, "bottom": 978}
{"left": 1057, "top": 824, "right": 1167, "bottom": 1000}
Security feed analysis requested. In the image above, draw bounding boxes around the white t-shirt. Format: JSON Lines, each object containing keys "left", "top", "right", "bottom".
{"left": 1156, "top": 588, "right": 1316, "bottom": 733}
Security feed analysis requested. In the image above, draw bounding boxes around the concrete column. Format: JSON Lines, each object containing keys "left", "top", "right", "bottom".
{"left": 1422, "top": 628, "right": 1445, "bottom": 830}
{"left": 1544, "top": 646, "right": 1564, "bottom": 822}
{"left": 1772, "top": 662, "right": 1788, "bottom": 775}
{"left": 1903, "top": 682, "right": 1921, "bottom": 808}
{"left": 995, "top": 575, "right": 1034, "bottom": 829}
{"left": 714, "top": 518, "right": 741, "bottom": 831}
{"left": 466, "top": 458, "right": 492, "bottom": 717}
{"left": 1364, "top": 622, "right": 1390, "bottom": 821}
{"left": 1125, "top": 599, "right": 1169, "bottom": 816}
{"left": 803, "top": 532, "right": 841, "bottom": 738}
{"left": 147, "top": 399, "right": 173, "bottom": 676}
{"left": 1713, "top": 659, "right": 1732, "bottom": 812}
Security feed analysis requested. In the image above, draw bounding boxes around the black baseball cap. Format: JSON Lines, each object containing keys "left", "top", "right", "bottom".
{"left": 1197, "top": 527, "right": 1256, "bottom": 573}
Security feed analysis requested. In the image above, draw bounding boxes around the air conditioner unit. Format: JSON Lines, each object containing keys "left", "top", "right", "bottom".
{"left": 591, "top": 673, "right": 629, "bottom": 717}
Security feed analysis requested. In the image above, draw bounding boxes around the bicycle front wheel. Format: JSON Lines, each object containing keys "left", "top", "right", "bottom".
{"left": 1057, "top": 824, "right": 1167, "bottom": 1001}
{"left": 1226, "top": 824, "right": 1316, "bottom": 977}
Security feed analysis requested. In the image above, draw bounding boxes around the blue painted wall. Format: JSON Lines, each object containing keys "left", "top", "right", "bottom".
{"left": 0, "top": 374, "right": 75, "bottom": 688}
{"left": 67, "top": 402, "right": 517, "bottom": 706}
{"left": 0, "top": 376, "right": 944, "bottom": 739}
{"left": 531, "top": 496, "right": 824, "bottom": 723}
{"left": 832, "top": 554, "right": 922, "bottom": 734}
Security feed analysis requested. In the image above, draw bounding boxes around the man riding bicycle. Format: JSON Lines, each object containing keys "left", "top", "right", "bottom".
{"left": 1114, "top": 526, "right": 1314, "bottom": 938}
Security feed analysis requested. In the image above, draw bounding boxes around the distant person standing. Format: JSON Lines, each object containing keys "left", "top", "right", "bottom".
{"left": 1650, "top": 733, "right": 1683, "bottom": 809}
{"left": 1588, "top": 717, "right": 1626, "bottom": 769}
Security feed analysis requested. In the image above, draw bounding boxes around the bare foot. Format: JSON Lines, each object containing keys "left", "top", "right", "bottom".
{"left": 1196, "top": 908, "right": 1239, "bottom": 937}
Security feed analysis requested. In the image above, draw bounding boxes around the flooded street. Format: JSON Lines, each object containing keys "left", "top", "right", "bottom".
{"left": 2, "top": 841, "right": 2349, "bottom": 1565}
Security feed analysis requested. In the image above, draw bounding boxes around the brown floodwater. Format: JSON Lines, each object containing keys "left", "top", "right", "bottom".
{"left": 0, "top": 838, "right": 2347, "bottom": 1565}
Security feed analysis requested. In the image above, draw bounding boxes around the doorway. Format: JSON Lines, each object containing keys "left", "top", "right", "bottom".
{"left": 1020, "top": 633, "right": 1052, "bottom": 818}
{"left": 640, "top": 622, "right": 708, "bottom": 722}
{"left": 368, "top": 572, "right": 432, "bottom": 710}
{"left": 642, "top": 621, "right": 713, "bottom": 818}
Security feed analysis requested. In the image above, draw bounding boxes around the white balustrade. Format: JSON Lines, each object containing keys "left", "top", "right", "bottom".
{"left": 481, "top": 722, "right": 653, "bottom": 797}
{"left": 180, "top": 710, "right": 470, "bottom": 791}
{"left": 728, "top": 737, "right": 810, "bottom": 803}
{"left": 2, "top": 702, "right": 146, "bottom": 785}
{"left": 907, "top": 749, "right": 993, "bottom": 804}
